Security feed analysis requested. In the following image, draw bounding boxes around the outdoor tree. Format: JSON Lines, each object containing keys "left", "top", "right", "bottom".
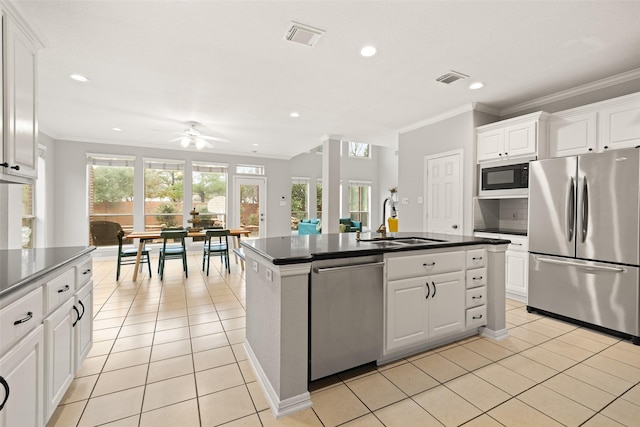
{"left": 92, "top": 166, "right": 134, "bottom": 204}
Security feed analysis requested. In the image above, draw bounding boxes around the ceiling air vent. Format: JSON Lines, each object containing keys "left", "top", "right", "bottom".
{"left": 284, "top": 21, "right": 325, "bottom": 47}
{"left": 436, "top": 70, "right": 469, "bottom": 85}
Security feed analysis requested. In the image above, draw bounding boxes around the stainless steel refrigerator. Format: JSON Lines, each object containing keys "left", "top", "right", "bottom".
{"left": 527, "top": 147, "right": 640, "bottom": 344}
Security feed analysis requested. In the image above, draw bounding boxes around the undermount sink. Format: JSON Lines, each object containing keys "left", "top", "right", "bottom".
{"left": 366, "top": 237, "right": 445, "bottom": 246}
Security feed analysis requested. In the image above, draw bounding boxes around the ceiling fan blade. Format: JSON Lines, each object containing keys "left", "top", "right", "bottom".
{"left": 200, "top": 135, "right": 230, "bottom": 143}
{"left": 168, "top": 136, "right": 184, "bottom": 142}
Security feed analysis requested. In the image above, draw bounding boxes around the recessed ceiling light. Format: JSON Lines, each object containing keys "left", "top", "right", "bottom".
{"left": 290, "top": 112, "right": 300, "bottom": 118}
{"left": 112, "top": 127, "right": 122, "bottom": 132}
{"left": 469, "top": 82, "right": 484, "bottom": 90}
{"left": 252, "top": 143, "right": 259, "bottom": 147}
{"left": 360, "top": 46, "right": 377, "bottom": 57}
{"left": 69, "top": 74, "right": 89, "bottom": 82}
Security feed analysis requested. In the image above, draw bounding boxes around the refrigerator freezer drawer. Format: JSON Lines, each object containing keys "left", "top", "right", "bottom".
{"left": 528, "top": 254, "right": 640, "bottom": 337}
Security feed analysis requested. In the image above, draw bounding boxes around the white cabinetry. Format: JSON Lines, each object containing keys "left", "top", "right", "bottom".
{"left": 384, "top": 248, "right": 486, "bottom": 355}
{"left": 476, "top": 112, "right": 548, "bottom": 162}
{"left": 475, "top": 232, "right": 528, "bottom": 302}
{"left": 0, "top": 253, "right": 93, "bottom": 427}
{"left": 0, "top": 7, "right": 42, "bottom": 184}
{"left": 0, "top": 325, "right": 44, "bottom": 427}
{"left": 548, "top": 92, "right": 640, "bottom": 158}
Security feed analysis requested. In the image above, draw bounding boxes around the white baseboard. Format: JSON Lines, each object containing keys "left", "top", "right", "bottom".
{"left": 481, "top": 327, "right": 510, "bottom": 341}
{"left": 243, "top": 341, "right": 312, "bottom": 418}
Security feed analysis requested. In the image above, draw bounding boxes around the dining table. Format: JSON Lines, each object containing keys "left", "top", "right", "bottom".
{"left": 126, "top": 228, "right": 250, "bottom": 281}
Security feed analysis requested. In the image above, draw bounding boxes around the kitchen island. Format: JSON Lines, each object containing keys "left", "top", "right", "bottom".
{"left": 241, "top": 232, "right": 509, "bottom": 417}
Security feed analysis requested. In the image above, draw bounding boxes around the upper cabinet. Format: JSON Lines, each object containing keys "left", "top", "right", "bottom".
{"left": 549, "top": 92, "right": 640, "bottom": 158}
{"left": 476, "top": 112, "right": 548, "bottom": 162}
{"left": 0, "top": 5, "right": 42, "bottom": 184}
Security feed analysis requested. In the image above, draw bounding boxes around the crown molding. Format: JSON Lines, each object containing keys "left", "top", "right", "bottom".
{"left": 1, "top": 0, "right": 48, "bottom": 49}
{"left": 500, "top": 68, "right": 640, "bottom": 116}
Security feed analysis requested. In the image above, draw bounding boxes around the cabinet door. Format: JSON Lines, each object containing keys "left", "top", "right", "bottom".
{"left": 3, "top": 16, "right": 38, "bottom": 181}
{"left": 598, "top": 100, "right": 640, "bottom": 151}
{"left": 505, "top": 249, "right": 528, "bottom": 300}
{"left": 427, "top": 271, "right": 465, "bottom": 338}
{"left": 0, "top": 325, "right": 44, "bottom": 427}
{"left": 44, "top": 299, "right": 74, "bottom": 420}
{"left": 385, "top": 277, "right": 428, "bottom": 353}
{"left": 504, "top": 122, "right": 537, "bottom": 158}
{"left": 476, "top": 129, "right": 504, "bottom": 162}
{"left": 549, "top": 112, "right": 597, "bottom": 157}
{"left": 74, "top": 282, "right": 93, "bottom": 373}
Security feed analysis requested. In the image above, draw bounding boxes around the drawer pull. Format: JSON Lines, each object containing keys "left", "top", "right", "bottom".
{"left": 13, "top": 311, "right": 33, "bottom": 325}
{"left": 57, "top": 285, "right": 70, "bottom": 293}
{"left": 0, "top": 376, "right": 9, "bottom": 411}
{"left": 472, "top": 314, "right": 483, "bottom": 320}
{"left": 472, "top": 276, "right": 483, "bottom": 280}
{"left": 82, "top": 269, "right": 91, "bottom": 275}
{"left": 472, "top": 295, "right": 483, "bottom": 300}
{"left": 510, "top": 243, "right": 523, "bottom": 246}
{"left": 423, "top": 262, "right": 436, "bottom": 267}
{"left": 472, "top": 256, "right": 483, "bottom": 261}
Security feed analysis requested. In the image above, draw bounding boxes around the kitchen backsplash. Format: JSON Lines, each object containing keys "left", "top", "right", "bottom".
{"left": 473, "top": 197, "right": 528, "bottom": 232}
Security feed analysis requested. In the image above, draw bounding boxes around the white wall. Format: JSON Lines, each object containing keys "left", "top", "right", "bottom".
{"left": 51, "top": 139, "right": 292, "bottom": 247}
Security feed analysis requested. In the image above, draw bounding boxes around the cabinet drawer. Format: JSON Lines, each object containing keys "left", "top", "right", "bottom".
{"left": 466, "top": 305, "right": 487, "bottom": 328}
{"left": 506, "top": 236, "right": 528, "bottom": 252}
{"left": 387, "top": 251, "right": 465, "bottom": 280}
{"left": 466, "top": 248, "right": 486, "bottom": 269}
{"left": 75, "top": 258, "right": 93, "bottom": 290}
{"left": 0, "top": 287, "right": 44, "bottom": 352}
{"left": 466, "top": 287, "right": 486, "bottom": 308}
{"left": 45, "top": 269, "right": 75, "bottom": 313}
{"left": 466, "top": 268, "right": 487, "bottom": 289}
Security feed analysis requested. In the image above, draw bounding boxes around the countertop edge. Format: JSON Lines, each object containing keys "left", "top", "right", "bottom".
{"left": 1, "top": 246, "right": 96, "bottom": 300}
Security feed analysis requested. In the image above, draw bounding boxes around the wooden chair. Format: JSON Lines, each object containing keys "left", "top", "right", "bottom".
{"left": 117, "top": 229, "right": 152, "bottom": 280}
{"left": 158, "top": 229, "right": 188, "bottom": 280}
{"left": 202, "top": 229, "right": 231, "bottom": 275}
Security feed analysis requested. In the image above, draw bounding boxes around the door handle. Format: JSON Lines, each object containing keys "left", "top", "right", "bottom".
{"left": 451, "top": 225, "right": 458, "bottom": 229}
{"left": 432, "top": 281, "right": 436, "bottom": 298}
{"left": 425, "top": 281, "right": 430, "bottom": 299}
{"left": 567, "top": 177, "right": 575, "bottom": 242}
{"left": 581, "top": 177, "right": 589, "bottom": 243}
{"left": 0, "top": 376, "right": 9, "bottom": 411}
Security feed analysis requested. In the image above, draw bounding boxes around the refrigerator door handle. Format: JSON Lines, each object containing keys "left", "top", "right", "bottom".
{"left": 567, "top": 177, "right": 575, "bottom": 242}
{"left": 581, "top": 177, "right": 589, "bottom": 242}
{"left": 535, "top": 256, "right": 625, "bottom": 273}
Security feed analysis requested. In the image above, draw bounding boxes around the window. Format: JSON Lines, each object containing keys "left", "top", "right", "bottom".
{"left": 144, "top": 159, "right": 184, "bottom": 231}
{"left": 87, "top": 154, "right": 135, "bottom": 244}
{"left": 291, "top": 178, "right": 309, "bottom": 230}
{"left": 348, "top": 181, "right": 371, "bottom": 228}
{"left": 236, "top": 164, "right": 265, "bottom": 175}
{"left": 316, "top": 180, "right": 323, "bottom": 220}
{"left": 348, "top": 141, "right": 371, "bottom": 158}
{"left": 22, "top": 184, "right": 34, "bottom": 248}
{"left": 192, "top": 162, "right": 228, "bottom": 228}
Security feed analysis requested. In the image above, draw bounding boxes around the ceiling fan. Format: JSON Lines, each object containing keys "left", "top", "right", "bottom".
{"left": 168, "top": 121, "right": 229, "bottom": 150}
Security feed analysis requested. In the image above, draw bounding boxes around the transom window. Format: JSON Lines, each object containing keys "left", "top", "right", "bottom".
{"left": 236, "top": 164, "right": 265, "bottom": 175}
{"left": 347, "top": 141, "right": 371, "bottom": 158}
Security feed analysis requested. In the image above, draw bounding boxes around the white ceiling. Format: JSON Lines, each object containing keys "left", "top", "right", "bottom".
{"left": 12, "top": 0, "right": 640, "bottom": 159}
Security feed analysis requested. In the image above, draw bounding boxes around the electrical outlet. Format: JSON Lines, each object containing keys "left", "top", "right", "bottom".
{"left": 512, "top": 212, "right": 517, "bottom": 220}
{"left": 252, "top": 261, "right": 258, "bottom": 272}
{"left": 265, "top": 268, "right": 273, "bottom": 282}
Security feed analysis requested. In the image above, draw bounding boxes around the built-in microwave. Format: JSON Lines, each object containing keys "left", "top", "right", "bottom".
{"left": 478, "top": 158, "right": 533, "bottom": 197}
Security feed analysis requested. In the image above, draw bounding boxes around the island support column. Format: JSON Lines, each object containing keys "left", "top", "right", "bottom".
{"left": 481, "top": 243, "right": 509, "bottom": 341}
{"left": 244, "top": 251, "right": 313, "bottom": 418}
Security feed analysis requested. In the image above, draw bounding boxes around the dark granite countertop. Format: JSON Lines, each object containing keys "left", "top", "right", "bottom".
{"left": 0, "top": 246, "right": 95, "bottom": 299}
{"left": 474, "top": 228, "right": 528, "bottom": 236}
{"left": 241, "top": 232, "right": 511, "bottom": 265}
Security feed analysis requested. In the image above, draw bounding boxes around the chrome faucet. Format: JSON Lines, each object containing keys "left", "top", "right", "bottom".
{"left": 376, "top": 197, "right": 391, "bottom": 238}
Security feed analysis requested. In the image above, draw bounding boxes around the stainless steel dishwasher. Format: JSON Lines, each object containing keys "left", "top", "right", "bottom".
{"left": 310, "top": 256, "right": 384, "bottom": 381}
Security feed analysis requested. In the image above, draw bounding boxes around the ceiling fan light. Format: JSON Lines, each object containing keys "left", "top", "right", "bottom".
{"left": 180, "top": 137, "right": 191, "bottom": 148}
{"left": 195, "top": 138, "right": 206, "bottom": 150}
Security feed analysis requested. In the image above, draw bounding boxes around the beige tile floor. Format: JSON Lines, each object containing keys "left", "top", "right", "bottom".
{"left": 47, "top": 253, "right": 640, "bottom": 427}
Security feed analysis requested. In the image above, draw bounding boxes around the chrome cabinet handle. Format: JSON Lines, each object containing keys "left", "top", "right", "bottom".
{"left": 581, "top": 177, "right": 589, "bottom": 243}
{"left": 0, "top": 376, "right": 9, "bottom": 411}
{"left": 13, "top": 311, "right": 33, "bottom": 325}
{"left": 567, "top": 177, "right": 575, "bottom": 242}
{"left": 57, "top": 285, "right": 70, "bottom": 293}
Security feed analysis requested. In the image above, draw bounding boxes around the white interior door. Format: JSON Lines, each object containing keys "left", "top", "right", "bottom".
{"left": 233, "top": 176, "right": 266, "bottom": 238}
{"left": 424, "top": 150, "right": 463, "bottom": 235}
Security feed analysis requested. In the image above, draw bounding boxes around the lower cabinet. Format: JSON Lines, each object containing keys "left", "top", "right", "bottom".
{"left": 44, "top": 299, "right": 75, "bottom": 420}
{"left": 0, "top": 325, "right": 44, "bottom": 427}
{"left": 384, "top": 248, "right": 485, "bottom": 355}
{"left": 505, "top": 247, "right": 528, "bottom": 301}
{"left": 73, "top": 282, "right": 93, "bottom": 373}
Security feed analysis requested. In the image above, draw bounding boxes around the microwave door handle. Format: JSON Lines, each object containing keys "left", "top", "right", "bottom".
{"left": 567, "top": 177, "right": 575, "bottom": 242}
{"left": 581, "top": 177, "right": 589, "bottom": 242}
